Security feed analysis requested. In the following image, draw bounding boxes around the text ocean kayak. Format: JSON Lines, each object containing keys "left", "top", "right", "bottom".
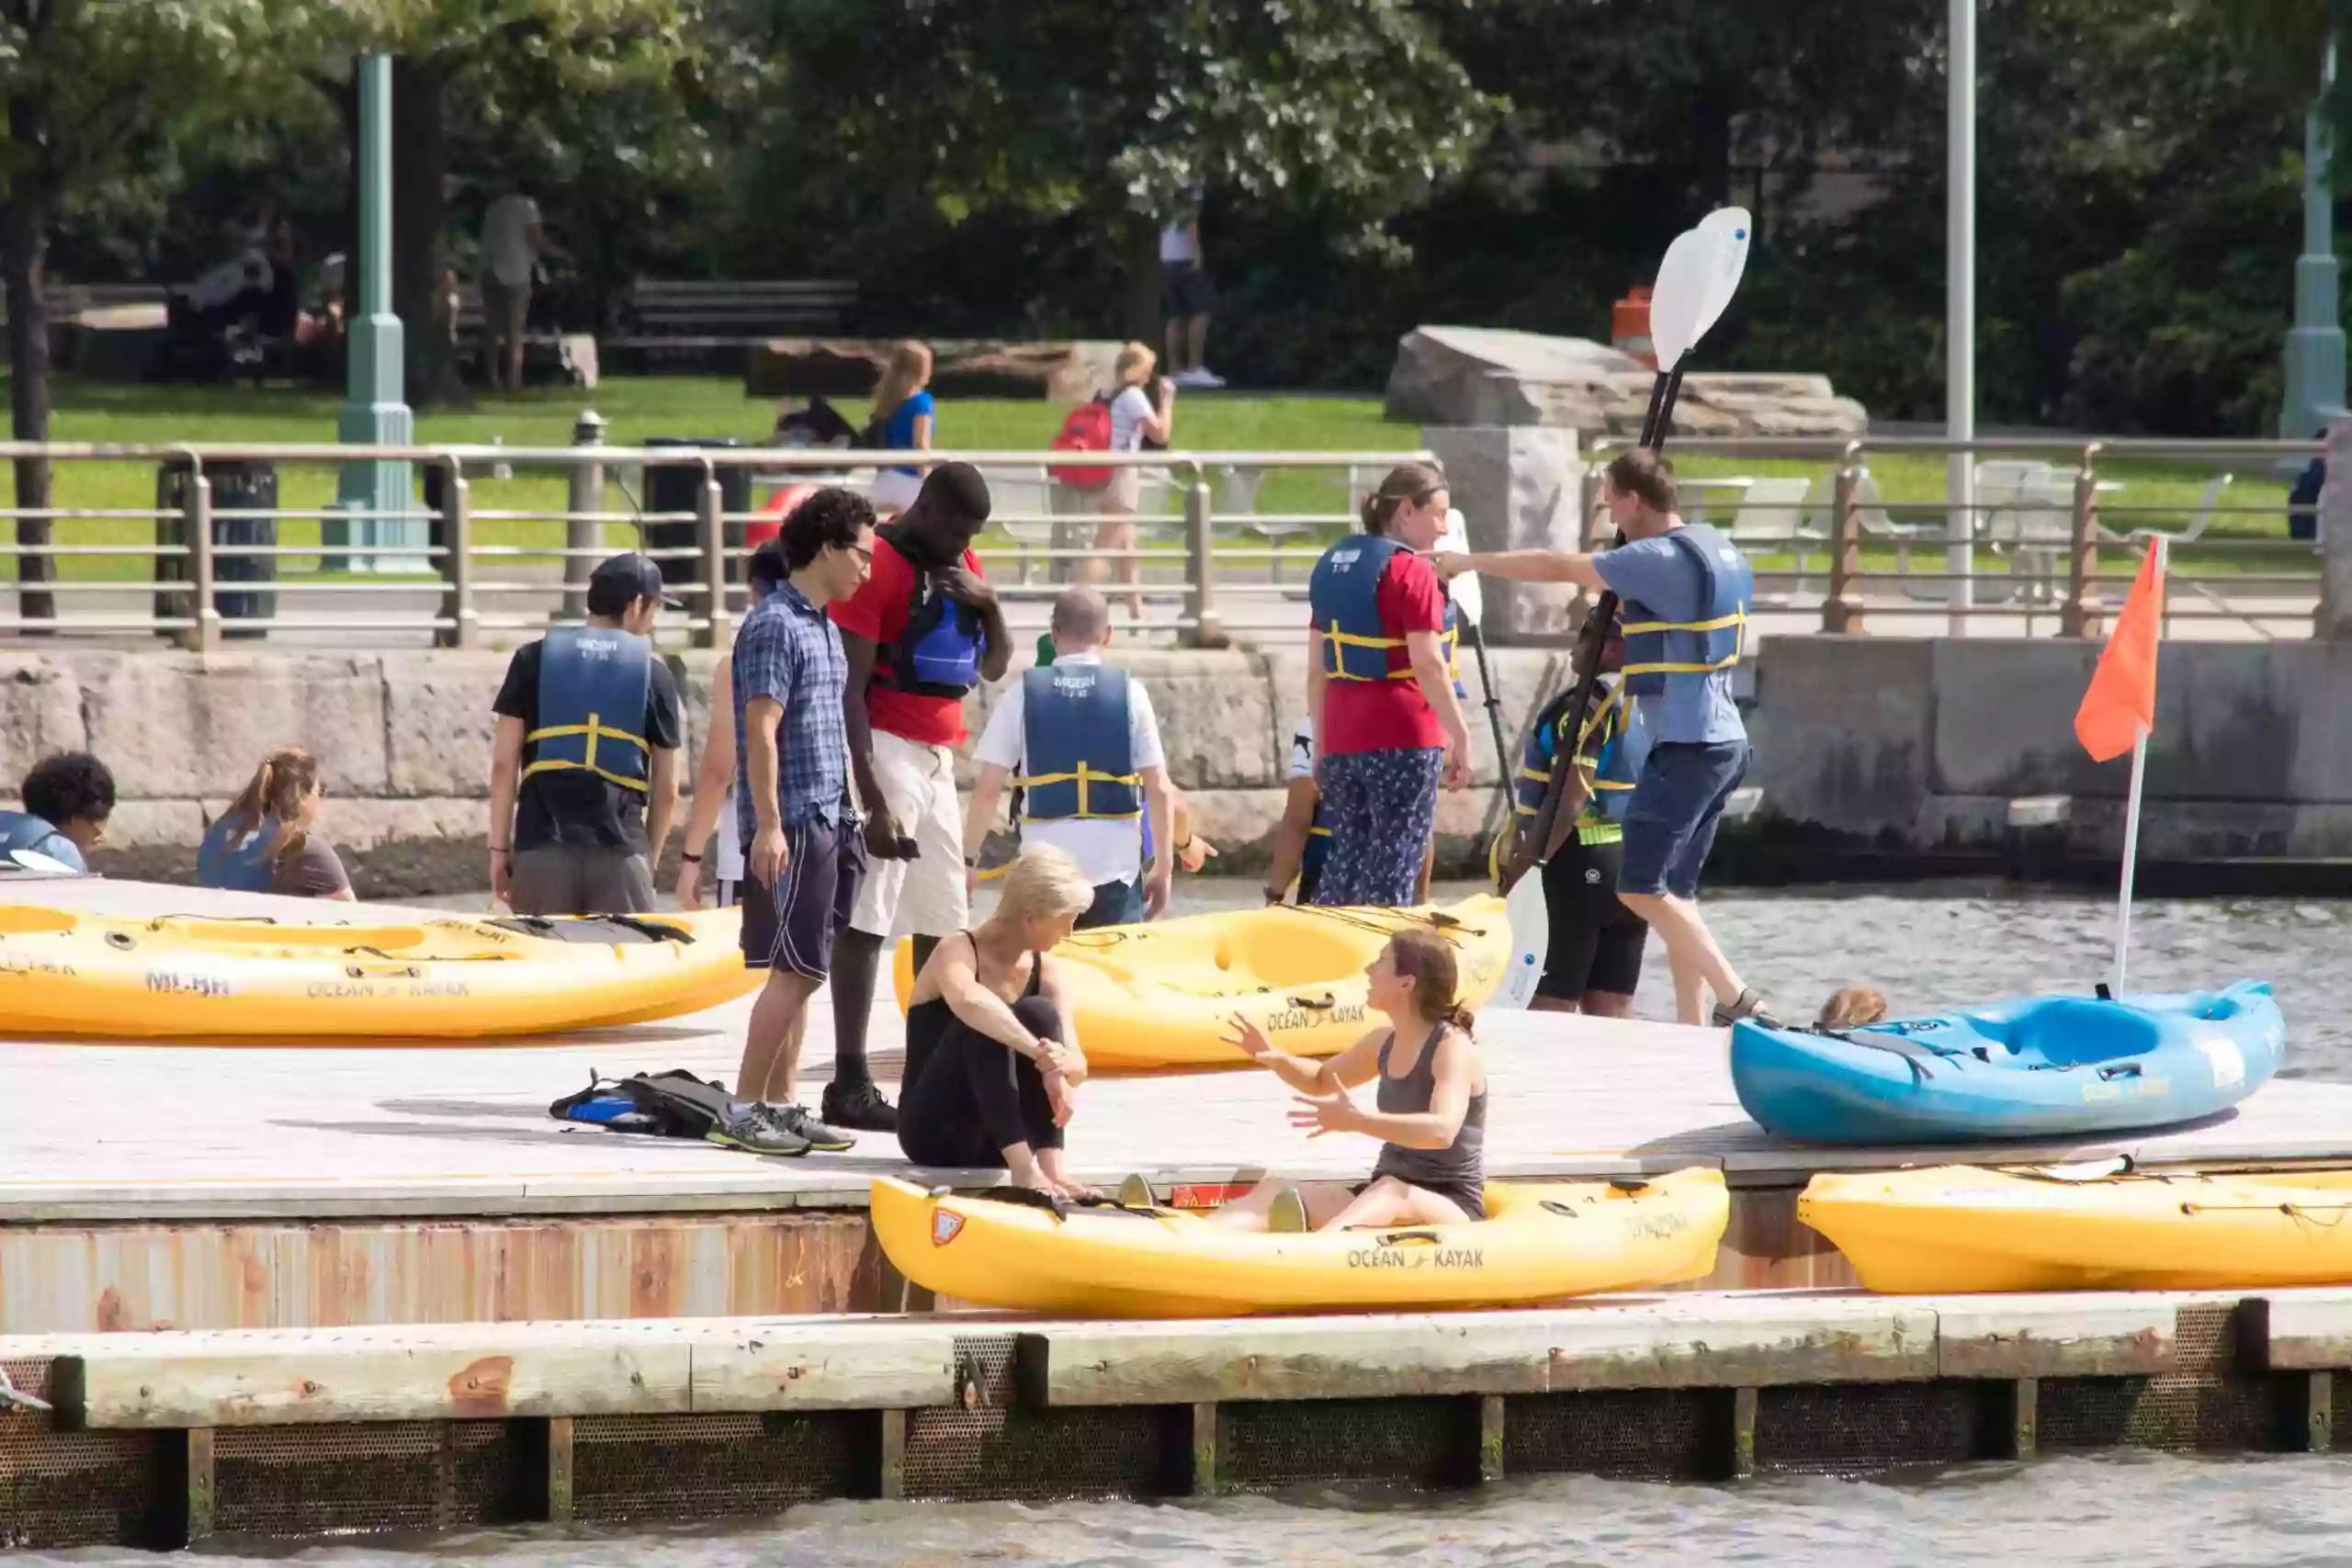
{"left": 872, "top": 1168, "right": 1727, "bottom": 1316}
{"left": 0, "top": 904, "right": 759, "bottom": 1040}
{"left": 1730, "top": 980, "right": 2282, "bottom": 1145}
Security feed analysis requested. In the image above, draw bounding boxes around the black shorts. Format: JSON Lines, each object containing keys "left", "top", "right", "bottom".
{"left": 1161, "top": 260, "right": 1215, "bottom": 319}
{"left": 1536, "top": 834, "right": 1648, "bottom": 1000}
{"left": 740, "top": 818, "right": 866, "bottom": 980}
{"left": 1356, "top": 1173, "right": 1487, "bottom": 1222}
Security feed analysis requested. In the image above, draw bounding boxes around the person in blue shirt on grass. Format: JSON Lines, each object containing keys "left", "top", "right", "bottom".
{"left": 1435, "top": 449, "right": 1779, "bottom": 1028}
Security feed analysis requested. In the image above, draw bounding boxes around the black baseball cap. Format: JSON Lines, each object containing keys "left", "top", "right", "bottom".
{"left": 586, "top": 551, "right": 684, "bottom": 615}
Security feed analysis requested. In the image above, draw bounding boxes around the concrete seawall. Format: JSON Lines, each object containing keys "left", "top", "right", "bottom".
{"left": 5, "top": 639, "right": 2346, "bottom": 896}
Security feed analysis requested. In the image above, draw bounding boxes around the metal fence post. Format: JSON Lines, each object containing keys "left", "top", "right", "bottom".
{"left": 2062, "top": 443, "right": 2102, "bottom": 638}
{"left": 1182, "top": 470, "right": 1227, "bottom": 649}
{"left": 186, "top": 472, "right": 219, "bottom": 652}
{"left": 696, "top": 466, "right": 727, "bottom": 650}
{"left": 563, "top": 411, "right": 606, "bottom": 621}
{"left": 1823, "top": 463, "right": 1864, "bottom": 633}
{"left": 441, "top": 458, "right": 477, "bottom": 649}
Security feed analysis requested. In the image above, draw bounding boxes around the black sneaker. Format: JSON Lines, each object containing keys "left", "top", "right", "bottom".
{"left": 761, "top": 1101, "right": 855, "bottom": 1153}
{"left": 705, "top": 1108, "right": 810, "bottom": 1157}
{"left": 821, "top": 1078, "right": 899, "bottom": 1134}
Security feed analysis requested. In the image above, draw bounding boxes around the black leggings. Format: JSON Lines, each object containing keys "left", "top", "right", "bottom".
{"left": 897, "top": 995, "right": 1066, "bottom": 1168}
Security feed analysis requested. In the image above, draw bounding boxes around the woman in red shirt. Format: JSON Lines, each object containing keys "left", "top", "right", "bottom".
{"left": 1304, "top": 463, "right": 1474, "bottom": 906}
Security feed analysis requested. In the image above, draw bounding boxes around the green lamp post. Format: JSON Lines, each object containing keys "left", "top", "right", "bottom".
{"left": 329, "top": 52, "right": 416, "bottom": 571}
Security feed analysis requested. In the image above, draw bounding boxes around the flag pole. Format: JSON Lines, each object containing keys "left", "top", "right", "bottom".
{"left": 2109, "top": 534, "right": 2167, "bottom": 992}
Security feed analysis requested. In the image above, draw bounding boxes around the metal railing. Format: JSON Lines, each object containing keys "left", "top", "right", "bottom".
{"left": 1580, "top": 435, "right": 2327, "bottom": 638}
{"left": 0, "top": 442, "right": 1428, "bottom": 650}
{"left": 0, "top": 434, "right": 2326, "bottom": 649}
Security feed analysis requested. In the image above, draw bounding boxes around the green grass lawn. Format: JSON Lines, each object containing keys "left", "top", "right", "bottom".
{"left": 0, "top": 375, "right": 2310, "bottom": 593}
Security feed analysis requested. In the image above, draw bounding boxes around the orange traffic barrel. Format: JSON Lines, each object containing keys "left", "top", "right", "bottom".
{"left": 1612, "top": 287, "right": 1656, "bottom": 369}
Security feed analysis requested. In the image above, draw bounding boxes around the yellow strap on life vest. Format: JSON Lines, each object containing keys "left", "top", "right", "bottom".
{"left": 523, "top": 712, "right": 651, "bottom": 793}
{"left": 1321, "top": 624, "right": 1463, "bottom": 682}
{"left": 1619, "top": 609, "right": 1747, "bottom": 678}
{"left": 1307, "top": 823, "right": 1333, "bottom": 838}
{"left": 1013, "top": 761, "right": 1144, "bottom": 821}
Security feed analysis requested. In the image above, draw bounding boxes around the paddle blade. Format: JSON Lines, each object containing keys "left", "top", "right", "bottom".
{"left": 4, "top": 848, "right": 79, "bottom": 875}
{"left": 1497, "top": 868, "right": 1548, "bottom": 1010}
{"left": 1690, "top": 206, "right": 1753, "bottom": 353}
{"left": 1438, "top": 509, "right": 1482, "bottom": 626}
{"left": 1646, "top": 228, "right": 1713, "bottom": 372}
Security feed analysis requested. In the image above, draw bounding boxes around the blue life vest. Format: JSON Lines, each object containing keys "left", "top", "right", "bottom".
{"left": 875, "top": 526, "right": 988, "bottom": 699}
{"left": 525, "top": 625, "right": 655, "bottom": 793}
{"left": 1307, "top": 535, "right": 1462, "bottom": 687}
{"left": 1015, "top": 663, "right": 1140, "bottom": 822}
{"left": 197, "top": 813, "right": 281, "bottom": 891}
{"left": 1619, "top": 524, "right": 1751, "bottom": 699}
{"left": 1514, "top": 678, "right": 1643, "bottom": 847}
{"left": 0, "top": 810, "right": 83, "bottom": 872}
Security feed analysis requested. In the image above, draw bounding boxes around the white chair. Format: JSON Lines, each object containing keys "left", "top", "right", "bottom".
{"left": 1970, "top": 460, "right": 2052, "bottom": 604}
{"left": 1844, "top": 468, "right": 1951, "bottom": 601}
{"left": 983, "top": 465, "right": 1060, "bottom": 584}
{"left": 2102, "top": 471, "right": 2233, "bottom": 635}
{"left": 1724, "top": 476, "right": 1819, "bottom": 596}
{"left": 1218, "top": 462, "right": 1322, "bottom": 582}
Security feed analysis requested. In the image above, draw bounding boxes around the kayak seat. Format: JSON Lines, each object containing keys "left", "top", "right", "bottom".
{"left": 1963, "top": 996, "right": 2161, "bottom": 1070}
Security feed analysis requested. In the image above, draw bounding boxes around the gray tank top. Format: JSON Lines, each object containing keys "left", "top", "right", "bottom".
{"left": 1369, "top": 1024, "right": 1485, "bottom": 1191}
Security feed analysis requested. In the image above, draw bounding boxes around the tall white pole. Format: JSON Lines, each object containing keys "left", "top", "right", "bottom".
{"left": 1946, "top": 0, "right": 1976, "bottom": 636}
{"left": 2109, "top": 534, "right": 2167, "bottom": 994}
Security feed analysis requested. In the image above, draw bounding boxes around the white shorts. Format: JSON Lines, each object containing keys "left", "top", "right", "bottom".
{"left": 848, "top": 728, "right": 968, "bottom": 939}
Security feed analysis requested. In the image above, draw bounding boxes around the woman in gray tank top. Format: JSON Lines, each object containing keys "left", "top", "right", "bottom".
{"left": 1197, "top": 926, "right": 1487, "bottom": 1233}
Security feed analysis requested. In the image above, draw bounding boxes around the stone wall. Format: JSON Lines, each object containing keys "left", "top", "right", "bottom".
{"left": 11, "top": 638, "right": 2350, "bottom": 897}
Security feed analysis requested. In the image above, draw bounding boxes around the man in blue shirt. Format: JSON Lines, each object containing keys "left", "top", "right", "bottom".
{"left": 1436, "top": 449, "right": 1777, "bottom": 1027}
{"left": 726, "top": 488, "right": 880, "bottom": 1156}
{"left": 0, "top": 752, "right": 114, "bottom": 873}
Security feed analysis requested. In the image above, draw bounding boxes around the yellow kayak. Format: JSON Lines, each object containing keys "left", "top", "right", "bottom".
{"left": 1802, "top": 1164, "right": 2352, "bottom": 1293}
{"left": 872, "top": 1168, "right": 1727, "bottom": 1317}
{"left": 893, "top": 896, "right": 1512, "bottom": 1072}
{"left": 0, "top": 904, "right": 760, "bottom": 1041}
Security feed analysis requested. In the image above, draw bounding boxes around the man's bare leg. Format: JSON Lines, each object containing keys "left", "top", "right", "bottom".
{"left": 736, "top": 970, "right": 819, "bottom": 1106}
{"left": 1618, "top": 891, "right": 1746, "bottom": 1026}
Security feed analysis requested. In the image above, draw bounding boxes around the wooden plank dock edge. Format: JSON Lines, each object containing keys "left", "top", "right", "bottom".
{"left": 0, "top": 1290, "right": 2245, "bottom": 1429}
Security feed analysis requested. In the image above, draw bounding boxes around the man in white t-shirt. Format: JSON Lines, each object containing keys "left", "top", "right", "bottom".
{"left": 481, "top": 191, "right": 544, "bottom": 390}
{"left": 965, "top": 585, "right": 1175, "bottom": 927}
{"left": 1159, "top": 198, "right": 1224, "bottom": 389}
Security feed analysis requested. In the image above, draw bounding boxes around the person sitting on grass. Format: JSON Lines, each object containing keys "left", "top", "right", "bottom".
{"left": 1182, "top": 926, "right": 1486, "bottom": 1234}
{"left": 896, "top": 845, "right": 1096, "bottom": 1198}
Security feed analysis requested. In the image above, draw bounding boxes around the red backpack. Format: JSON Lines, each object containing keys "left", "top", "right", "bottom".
{"left": 1049, "top": 394, "right": 1114, "bottom": 489}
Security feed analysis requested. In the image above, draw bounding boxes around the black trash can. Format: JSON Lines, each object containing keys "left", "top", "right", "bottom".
{"left": 155, "top": 459, "right": 277, "bottom": 638}
{"left": 642, "top": 436, "right": 751, "bottom": 588}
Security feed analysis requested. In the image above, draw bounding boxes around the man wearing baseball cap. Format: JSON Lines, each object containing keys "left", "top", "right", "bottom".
{"left": 488, "top": 551, "right": 686, "bottom": 914}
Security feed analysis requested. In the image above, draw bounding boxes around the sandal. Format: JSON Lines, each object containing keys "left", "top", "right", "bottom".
{"left": 1713, "top": 987, "right": 1782, "bottom": 1029}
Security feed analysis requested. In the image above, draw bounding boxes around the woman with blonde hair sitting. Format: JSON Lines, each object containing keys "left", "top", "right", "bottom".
{"left": 1082, "top": 341, "right": 1175, "bottom": 621}
{"left": 895, "top": 844, "right": 1096, "bottom": 1197}
{"left": 195, "top": 748, "right": 354, "bottom": 900}
{"left": 867, "top": 338, "right": 936, "bottom": 514}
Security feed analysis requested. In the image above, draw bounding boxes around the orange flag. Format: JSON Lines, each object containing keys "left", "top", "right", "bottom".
{"left": 2074, "top": 542, "right": 2165, "bottom": 762}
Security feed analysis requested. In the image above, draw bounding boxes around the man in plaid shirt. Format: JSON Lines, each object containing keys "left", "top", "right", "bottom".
{"left": 722, "top": 488, "right": 878, "bottom": 1156}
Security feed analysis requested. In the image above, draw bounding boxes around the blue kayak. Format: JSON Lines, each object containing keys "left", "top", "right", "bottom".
{"left": 1729, "top": 980, "right": 2284, "bottom": 1145}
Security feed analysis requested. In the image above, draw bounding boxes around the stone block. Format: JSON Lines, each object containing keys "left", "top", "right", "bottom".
{"left": 1750, "top": 636, "right": 1934, "bottom": 840}
{"left": 0, "top": 654, "right": 88, "bottom": 784}
{"left": 1116, "top": 651, "right": 1280, "bottom": 790}
{"left": 1928, "top": 638, "right": 2108, "bottom": 799}
{"left": 78, "top": 652, "right": 390, "bottom": 800}
{"left": 1387, "top": 327, "right": 1870, "bottom": 439}
{"left": 383, "top": 653, "right": 509, "bottom": 798}
{"left": 1425, "top": 426, "right": 1585, "bottom": 646}
{"left": 2287, "top": 641, "right": 2352, "bottom": 806}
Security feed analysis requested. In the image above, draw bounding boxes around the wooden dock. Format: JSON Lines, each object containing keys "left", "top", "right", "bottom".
{"left": 9, "top": 983, "right": 2352, "bottom": 1332}
{"left": 6, "top": 1286, "right": 2352, "bottom": 1548}
{"left": 9, "top": 878, "right": 2352, "bottom": 1548}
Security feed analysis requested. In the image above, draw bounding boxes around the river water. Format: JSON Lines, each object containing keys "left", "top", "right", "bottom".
{"left": 50, "top": 882, "right": 2346, "bottom": 1566}
{"left": 28, "top": 1453, "right": 2352, "bottom": 1566}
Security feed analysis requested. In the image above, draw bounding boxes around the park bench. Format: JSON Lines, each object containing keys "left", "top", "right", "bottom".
{"left": 605, "top": 278, "right": 858, "bottom": 371}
